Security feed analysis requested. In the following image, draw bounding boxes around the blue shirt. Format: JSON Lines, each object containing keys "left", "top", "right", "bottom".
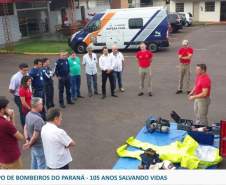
{"left": 42, "top": 67, "right": 53, "bottom": 84}
{"left": 29, "top": 67, "right": 44, "bottom": 90}
{"left": 54, "top": 59, "right": 70, "bottom": 78}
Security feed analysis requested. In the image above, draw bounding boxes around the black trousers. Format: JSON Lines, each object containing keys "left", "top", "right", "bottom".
{"left": 102, "top": 71, "right": 115, "bottom": 96}
{"left": 14, "top": 95, "right": 24, "bottom": 128}
{"left": 44, "top": 81, "right": 54, "bottom": 109}
{"left": 58, "top": 76, "right": 71, "bottom": 105}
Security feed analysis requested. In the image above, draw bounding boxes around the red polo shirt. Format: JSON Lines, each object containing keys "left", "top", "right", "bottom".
{"left": 136, "top": 50, "right": 153, "bottom": 68}
{"left": 178, "top": 47, "right": 193, "bottom": 64}
{"left": 19, "top": 86, "right": 32, "bottom": 114}
{"left": 194, "top": 74, "right": 211, "bottom": 97}
{"left": 0, "top": 116, "right": 21, "bottom": 164}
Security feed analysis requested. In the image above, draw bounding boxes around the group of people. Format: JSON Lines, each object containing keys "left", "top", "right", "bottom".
{"left": 0, "top": 40, "right": 212, "bottom": 169}
{"left": 0, "top": 97, "right": 75, "bottom": 169}
{"left": 176, "top": 40, "right": 211, "bottom": 127}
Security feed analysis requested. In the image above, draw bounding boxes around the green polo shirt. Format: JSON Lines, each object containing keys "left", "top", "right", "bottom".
{"left": 68, "top": 56, "right": 81, "bottom": 76}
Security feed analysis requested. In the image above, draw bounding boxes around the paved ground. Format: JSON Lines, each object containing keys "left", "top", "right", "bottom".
{"left": 0, "top": 25, "right": 226, "bottom": 169}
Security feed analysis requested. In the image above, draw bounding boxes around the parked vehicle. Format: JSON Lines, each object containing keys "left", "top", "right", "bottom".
{"left": 179, "top": 12, "right": 193, "bottom": 26}
{"left": 178, "top": 13, "right": 186, "bottom": 26}
{"left": 168, "top": 13, "right": 183, "bottom": 33}
{"left": 69, "top": 6, "right": 169, "bottom": 53}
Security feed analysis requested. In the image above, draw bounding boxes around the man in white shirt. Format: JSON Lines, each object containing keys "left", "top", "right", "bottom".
{"left": 41, "top": 108, "right": 75, "bottom": 169}
{"left": 110, "top": 45, "right": 125, "bottom": 92}
{"left": 99, "top": 47, "right": 118, "bottom": 99}
{"left": 82, "top": 46, "right": 98, "bottom": 97}
{"left": 9, "top": 63, "right": 29, "bottom": 128}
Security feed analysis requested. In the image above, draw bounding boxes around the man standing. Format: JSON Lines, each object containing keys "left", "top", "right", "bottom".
{"left": 136, "top": 42, "right": 154, "bottom": 96}
{"left": 0, "top": 97, "right": 24, "bottom": 169}
{"left": 82, "top": 46, "right": 98, "bottom": 97}
{"left": 176, "top": 40, "right": 193, "bottom": 94}
{"left": 188, "top": 64, "right": 211, "bottom": 126}
{"left": 99, "top": 47, "right": 117, "bottom": 99}
{"left": 29, "top": 59, "right": 46, "bottom": 120}
{"left": 9, "top": 63, "right": 29, "bottom": 127}
{"left": 55, "top": 52, "right": 74, "bottom": 108}
{"left": 29, "top": 59, "right": 44, "bottom": 98}
{"left": 41, "top": 108, "right": 75, "bottom": 169}
{"left": 23, "top": 97, "right": 46, "bottom": 169}
{"left": 68, "top": 52, "right": 83, "bottom": 101}
{"left": 110, "top": 45, "right": 125, "bottom": 92}
{"left": 42, "top": 58, "right": 55, "bottom": 109}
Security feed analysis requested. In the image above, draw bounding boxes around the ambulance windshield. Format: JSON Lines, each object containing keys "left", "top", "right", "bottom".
{"left": 84, "top": 18, "right": 101, "bottom": 32}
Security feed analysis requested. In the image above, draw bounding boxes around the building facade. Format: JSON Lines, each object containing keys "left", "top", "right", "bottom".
{"left": 170, "top": 0, "right": 226, "bottom": 22}
{"left": 1, "top": 0, "right": 226, "bottom": 46}
{"left": 130, "top": 0, "right": 226, "bottom": 22}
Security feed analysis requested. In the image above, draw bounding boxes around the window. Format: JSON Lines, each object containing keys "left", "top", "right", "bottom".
{"left": 85, "top": 20, "right": 101, "bottom": 32}
{"left": 16, "top": 1, "right": 48, "bottom": 9}
{"left": 205, "top": 1, "right": 215, "bottom": 12}
{"left": 96, "top": 0, "right": 109, "bottom": 6}
{"left": 176, "top": 3, "right": 184, "bottom": 12}
{"left": 140, "top": 0, "right": 153, "bottom": 7}
{"left": 129, "top": 18, "right": 143, "bottom": 29}
{"left": 128, "top": 0, "right": 134, "bottom": 8}
{"left": 0, "top": 4, "right": 14, "bottom": 16}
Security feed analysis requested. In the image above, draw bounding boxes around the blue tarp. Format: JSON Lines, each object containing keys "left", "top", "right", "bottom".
{"left": 113, "top": 116, "right": 218, "bottom": 169}
{"left": 113, "top": 116, "right": 187, "bottom": 169}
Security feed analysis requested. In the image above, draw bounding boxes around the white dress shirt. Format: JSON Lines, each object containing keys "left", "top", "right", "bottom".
{"left": 82, "top": 53, "right": 98, "bottom": 75}
{"left": 41, "top": 122, "right": 73, "bottom": 169}
{"left": 99, "top": 54, "right": 114, "bottom": 71}
{"left": 9, "top": 71, "right": 24, "bottom": 96}
{"left": 110, "top": 52, "right": 124, "bottom": 72}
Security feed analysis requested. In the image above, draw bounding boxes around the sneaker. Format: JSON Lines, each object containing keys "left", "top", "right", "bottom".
{"left": 148, "top": 92, "right": 153, "bottom": 96}
{"left": 78, "top": 95, "right": 84, "bottom": 98}
{"left": 94, "top": 92, "right": 99, "bottom": 95}
{"left": 120, "top": 88, "right": 125, "bottom": 92}
{"left": 60, "top": 104, "right": 66, "bottom": 108}
{"left": 176, "top": 90, "right": 183, "bottom": 94}
{"left": 138, "top": 92, "right": 144, "bottom": 96}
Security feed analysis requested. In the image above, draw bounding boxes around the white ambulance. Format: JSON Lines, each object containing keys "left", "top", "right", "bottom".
{"left": 69, "top": 6, "right": 169, "bottom": 53}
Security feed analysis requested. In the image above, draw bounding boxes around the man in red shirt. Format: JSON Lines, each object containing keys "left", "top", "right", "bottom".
{"left": 176, "top": 40, "right": 193, "bottom": 94}
{"left": 188, "top": 64, "right": 211, "bottom": 126}
{"left": 0, "top": 97, "right": 24, "bottom": 169}
{"left": 136, "top": 42, "right": 153, "bottom": 96}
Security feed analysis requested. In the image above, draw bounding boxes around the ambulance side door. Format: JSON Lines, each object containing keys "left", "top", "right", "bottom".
{"left": 125, "top": 17, "right": 145, "bottom": 49}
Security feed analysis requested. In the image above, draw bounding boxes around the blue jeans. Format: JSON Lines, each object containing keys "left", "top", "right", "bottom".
{"left": 70, "top": 75, "right": 81, "bottom": 100}
{"left": 86, "top": 74, "right": 98, "bottom": 95}
{"left": 31, "top": 147, "right": 46, "bottom": 169}
{"left": 113, "top": 71, "right": 123, "bottom": 89}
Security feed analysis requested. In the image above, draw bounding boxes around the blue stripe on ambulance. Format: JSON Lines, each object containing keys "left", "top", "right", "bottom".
{"left": 144, "top": 17, "right": 168, "bottom": 44}
{"left": 124, "top": 10, "right": 160, "bottom": 49}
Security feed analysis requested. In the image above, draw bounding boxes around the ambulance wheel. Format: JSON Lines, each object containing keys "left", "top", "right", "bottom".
{"left": 149, "top": 43, "right": 158, "bottom": 52}
{"left": 75, "top": 42, "right": 87, "bottom": 54}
